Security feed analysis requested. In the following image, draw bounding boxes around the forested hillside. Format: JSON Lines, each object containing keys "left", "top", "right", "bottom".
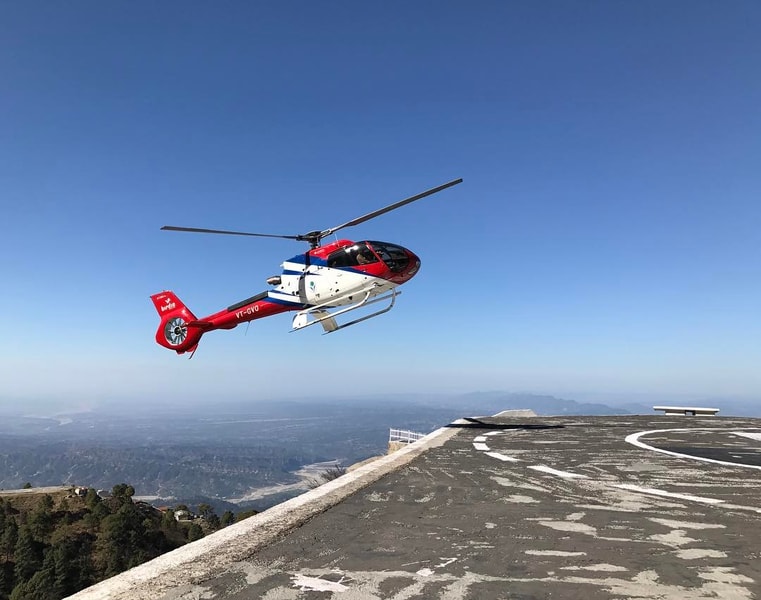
{"left": 0, "top": 485, "right": 249, "bottom": 600}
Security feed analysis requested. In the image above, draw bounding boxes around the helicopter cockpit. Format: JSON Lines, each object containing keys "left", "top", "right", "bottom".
{"left": 367, "top": 241, "right": 410, "bottom": 273}
{"left": 327, "top": 241, "right": 411, "bottom": 273}
{"left": 327, "top": 242, "right": 378, "bottom": 268}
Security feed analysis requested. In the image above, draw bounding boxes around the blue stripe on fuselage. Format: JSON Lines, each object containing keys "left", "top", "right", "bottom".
{"left": 286, "top": 254, "right": 327, "bottom": 266}
{"left": 266, "top": 294, "right": 308, "bottom": 308}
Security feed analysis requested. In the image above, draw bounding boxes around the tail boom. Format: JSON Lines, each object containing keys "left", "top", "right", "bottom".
{"left": 150, "top": 290, "right": 298, "bottom": 355}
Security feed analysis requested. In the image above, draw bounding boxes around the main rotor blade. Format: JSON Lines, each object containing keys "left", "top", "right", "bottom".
{"left": 322, "top": 178, "right": 463, "bottom": 238}
{"left": 160, "top": 225, "right": 302, "bottom": 240}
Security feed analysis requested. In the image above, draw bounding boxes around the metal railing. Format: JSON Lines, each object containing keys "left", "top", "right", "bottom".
{"left": 389, "top": 428, "right": 426, "bottom": 444}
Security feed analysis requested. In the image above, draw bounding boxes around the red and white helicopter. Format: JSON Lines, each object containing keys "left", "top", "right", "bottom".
{"left": 150, "top": 178, "right": 462, "bottom": 356}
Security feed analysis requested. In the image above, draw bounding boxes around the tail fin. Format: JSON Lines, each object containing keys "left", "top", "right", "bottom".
{"left": 150, "top": 291, "right": 204, "bottom": 355}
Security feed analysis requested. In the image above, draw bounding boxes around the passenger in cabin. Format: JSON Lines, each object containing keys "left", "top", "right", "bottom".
{"left": 328, "top": 243, "right": 378, "bottom": 268}
{"left": 356, "top": 246, "right": 377, "bottom": 265}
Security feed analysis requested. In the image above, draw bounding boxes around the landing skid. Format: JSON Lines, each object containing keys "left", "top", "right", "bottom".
{"left": 291, "top": 288, "right": 400, "bottom": 334}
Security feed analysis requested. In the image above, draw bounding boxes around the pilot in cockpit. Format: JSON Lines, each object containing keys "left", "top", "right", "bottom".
{"left": 356, "top": 246, "right": 377, "bottom": 265}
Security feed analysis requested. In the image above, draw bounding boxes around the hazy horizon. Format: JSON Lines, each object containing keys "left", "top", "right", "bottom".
{"left": 3, "top": 389, "right": 760, "bottom": 419}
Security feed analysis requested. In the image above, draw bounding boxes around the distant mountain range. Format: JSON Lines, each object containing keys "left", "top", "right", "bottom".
{"left": 0, "top": 391, "right": 757, "bottom": 515}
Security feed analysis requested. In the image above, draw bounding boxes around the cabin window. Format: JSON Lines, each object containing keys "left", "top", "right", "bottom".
{"left": 327, "top": 243, "right": 379, "bottom": 268}
{"left": 367, "top": 242, "right": 409, "bottom": 273}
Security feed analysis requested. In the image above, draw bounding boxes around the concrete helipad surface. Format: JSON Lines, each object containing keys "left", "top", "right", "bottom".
{"left": 70, "top": 415, "right": 761, "bottom": 599}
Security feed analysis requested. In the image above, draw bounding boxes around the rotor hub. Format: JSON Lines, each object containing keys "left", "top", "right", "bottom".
{"left": 164, "top": 317, "right": 188, "bottom": 346}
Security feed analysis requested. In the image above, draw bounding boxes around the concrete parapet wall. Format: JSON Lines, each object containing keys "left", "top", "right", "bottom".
{"left": 67, "top": 425, "right": 458, "bottom": 600}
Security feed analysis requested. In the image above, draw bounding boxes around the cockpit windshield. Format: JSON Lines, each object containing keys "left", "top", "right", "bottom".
{"left": 327, "top": 242, "right": 379, "bottom": 268}
{"left": 366, "top": 241, "right": 410, "bottom": 273}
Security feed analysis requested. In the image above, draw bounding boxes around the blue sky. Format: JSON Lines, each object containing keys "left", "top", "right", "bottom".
{"left": 1, "top": 2, "right": 760, "bottom": 411}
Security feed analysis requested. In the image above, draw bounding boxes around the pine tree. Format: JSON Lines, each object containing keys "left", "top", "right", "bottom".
{"left": 10, "top": 547, "right": 57, "bottom": 600}
{"left": 186, "top": 523, "right": 203, "bottom": 542}
{"left": 98, "top": 503, "right": 145, "bottom": 577}
{"left": 197, "top": 504, "right": 219, "bottom": 529}
{"left": 51, "top": 535, "right": 91, "bottom": 597}
{"left": 84, "top": 488, "right": 100, "bottom": 510}
{"left": 220, "top": 511, "right": 234, "bottom": 528}
{"left": 28, "top": 497, "right": 53, "bottom": 542}
{"left": 0, "top": 561, "right": 14, "bottom": 599}
{"left": 1, "top": 521, "right": 17, "bottom": 561}
{"left": 110, "top": 484, "right": 135, "bottom": 507}
{"left": 160, "top": 509, "right": 177, "bottom": 531}
{"left": 13, "top": 526, "right": 41, "bottom": 584}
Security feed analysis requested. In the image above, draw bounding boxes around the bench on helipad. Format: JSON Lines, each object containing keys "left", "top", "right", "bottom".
{"left": 653, "top": 406, "right": 719, "bottom": 416}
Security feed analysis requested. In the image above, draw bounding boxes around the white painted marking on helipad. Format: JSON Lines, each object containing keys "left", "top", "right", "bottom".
{"left": 525, "top": 550, "right": 586, "bottom": 557}
{"left": 648, "top": 517, "right": 725, "bottom": 530}
{"left": 485, "top": 452, "right": 519, "bottom": 462}
{"left": 292, "top": 574, "right": 348, "bottom": 592}
{"left": 561, "top": 563, "right": 628, "bottom": 572}
{"left": 473, "top": 442, "right": 490, "bottom": 451}
{"left": 626, "top": 429, "right": 761, "bottom": 471}
{"left": 436, "top": 558, "right": 457, "bottom": 568}
{"left": 485, "top": 431, "right": 501, "bottom": 436}
{"left": 473, "top": 435, "right": 488, "bottom": 443}
{"left": 677, "top": 548, "right": 728, "bottom": 559}
{"left": 732, "top": 431, "right": 761, "bottom": 442}
{"left": 528, "top": 465, "right": 587, "bottom": 479}
{"left": 613, "top": 484, "right": 724, "bottom": 505}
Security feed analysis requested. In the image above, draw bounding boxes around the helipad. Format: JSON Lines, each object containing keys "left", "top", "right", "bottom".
{"left": 69, "top": 414, "right": 761, "bottom": 599}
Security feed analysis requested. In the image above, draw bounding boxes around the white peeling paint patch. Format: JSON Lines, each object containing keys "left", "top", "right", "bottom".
{"left": 291, "top": 574, "right": 348, "bottom": 592}
{"left": 649, "top": 517, "right": 726, "bottom": 530}
{"left": 566, "top": 512, "right": 585, "bottom": 521}
{"left": 280, "top": 565, "right": 756, "bottom": 600}
{"left": 414, "top": 493, "right": 435, "bottom": 503}
{"left": 525, "top": 550, "right": 586, "bottom": 557}
{"left": 485, "top": 522, "right": 497, "bottom": 529}
{"left": 614, "top": 484, "right": 724, "bottom": 505}
{"left": 485, "top": 431, "right": 501, "bottom": 436}
{"left": 528, "top": 465, "right": 587, "bottom": 479}
{"left": 698, "top": 566, "right": 754, "bottom": 585}
{"left": 473, "top": 442, "right": 490, "bottom": 451}
{"left": 561, "top": 563, "right": 628, "bottom": 572}
{"left": 365, "top": 491, "right": 391, "bottom": 502}
{"left": 537, "top": 520, "right": 597, "bottom": 535}
{"left": 485, "top": 451, "right": 519, "bottom": 462}
{"left": 473, "top": 436, "right": 488, "bottom": 443}
{"left": 676, "top": 548, "right": 728, "bottom": 559}
{"left": 505, "top": 494, "right": 539, "bottom": 504}
{"left": 649, "top": 530, "right": 697, "bottom": 547}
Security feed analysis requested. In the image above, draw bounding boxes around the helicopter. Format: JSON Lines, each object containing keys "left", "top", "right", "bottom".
{"left": 150, "top": 178, "right": 462, "bottom": 356}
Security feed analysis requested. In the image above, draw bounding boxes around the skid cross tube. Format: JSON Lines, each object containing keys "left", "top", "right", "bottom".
{"left": 322, "top": 289, "right": 399, "bottom": 334}
{"left": 291, "top": 288, "right": 399, "bottom": 332}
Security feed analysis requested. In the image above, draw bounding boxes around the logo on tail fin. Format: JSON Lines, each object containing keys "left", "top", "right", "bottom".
{"left": 160, "top": 297, "right": 177, "bottom": 313}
